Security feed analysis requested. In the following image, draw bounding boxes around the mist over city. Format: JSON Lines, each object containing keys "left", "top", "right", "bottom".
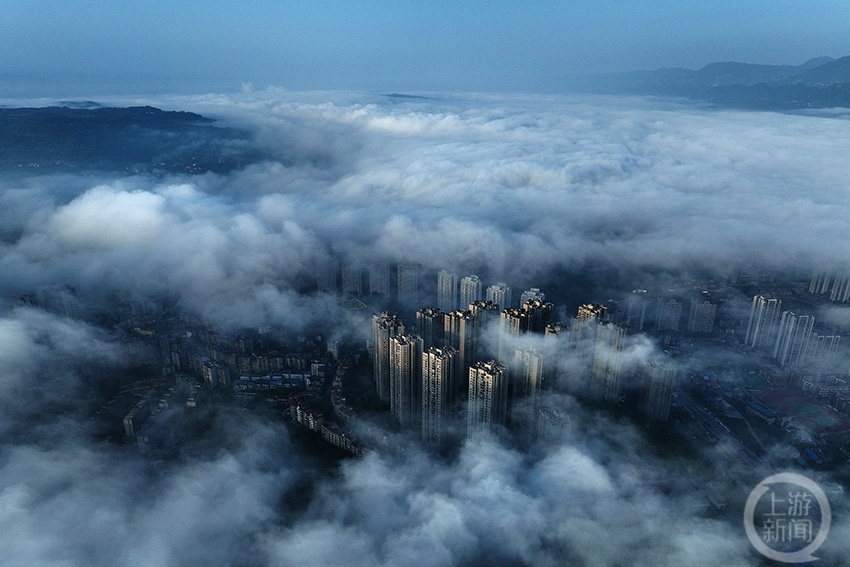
{"left": 3, "top": 3, "right": 850, "bottom": 566}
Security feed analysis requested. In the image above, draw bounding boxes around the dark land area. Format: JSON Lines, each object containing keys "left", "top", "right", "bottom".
{"left": 0, "top": 104, "right": 264, "bottom": 175}
{"left": 585, "top": 55, "right": 850, "bottom": 110}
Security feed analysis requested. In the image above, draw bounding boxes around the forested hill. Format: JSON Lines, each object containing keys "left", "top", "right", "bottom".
{"left": 0, "top": 105, "right": 263, "bottom": 175}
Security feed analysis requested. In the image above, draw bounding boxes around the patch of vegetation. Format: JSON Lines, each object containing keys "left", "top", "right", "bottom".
{"left": 0, "top": 105, "right": 265, "bottom": 175}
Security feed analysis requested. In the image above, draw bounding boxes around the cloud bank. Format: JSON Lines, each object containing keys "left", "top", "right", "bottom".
{"left": 0, "top": 305, "right": 762, "bottom": 567}
{"left": 3, "top": 93, "right": 850, "bottom": 328}
{"left": 1, "top": 92, "right": 849, "bottom": 565}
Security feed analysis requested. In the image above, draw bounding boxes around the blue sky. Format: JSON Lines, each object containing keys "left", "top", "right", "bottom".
{"left": 2, "top": 1, "right": 849, "bottom": 94}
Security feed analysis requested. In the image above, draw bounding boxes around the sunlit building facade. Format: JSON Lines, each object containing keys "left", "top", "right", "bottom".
{"left": 389, "top": 334, "right": 423, "bottom": 428}
{"left": 745, "top": 295, "right": 782, "bottom": 349}
{"left": 486, "top": 282, "right": 512, "bottom": 310}
{"left": 519, "top": 288, "right": 545, "bottom": 306}
{"left": 459, "top": 275, "right": 483, "bottom": 309}
{"left": 372, "top": 312, "right": 405, "bottom": 402}
{"left": 421, "top": 346, "right": 458, "bottom": 446}
{"left": 522, "top": 298, "right": 554, "bottom": 334}
{"left": 773, "top": 311, "right": 814, "bottom": 367}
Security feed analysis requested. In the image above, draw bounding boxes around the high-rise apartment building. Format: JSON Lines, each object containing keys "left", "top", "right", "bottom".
{"left": 642, "top": 360, "right": 677, "bottom": 421}
{"left": 437, "top": 270, "right": 459, "bottom": 312}
{"left": 485, "top": 282, "right": 512, "bottom": 310}
{"left": 372, "top": 312, "right": 405, "bottom": 402}
{"left": 499, "top": 308, "right": 527, "bottom": 362}
{"left": 536, "top": 406, "right": 571, "bottom": 446}
{"left": 830, "top": 273, "right": 850, "bottom": 302}
{"left": 397, "top": 264, "right": 419, "bottom": 305}
{"left": 810, "top": 270, "right": 850, "bottom": 302}
{"left": 545, "top": 323, "right": 566, "bottom": 337}
{"left": 810, "top": 271, "right": 833, "bottom": 295}
{"left": 744, "top": 295, "right": 782, "bottom": 349}
{"left": 341, "top": 263, "right": 363, "bottom": 296}
{"left": 519, "top": 288, "right": 545, "bottom": 306}
{"left": 316, "top": 261, "right": 339, "bottom": 294}
{"left": 421, "top": 347, "right": 458, "bottom": 446}
{"left": 389, "top": 334, "right": 423, "bottom": 429}
{"left": 807, "top": 334, "right": 841, "bottom": 366}
{"left": 444, "top": 309, "right": 474, "bottom": 392}
{"left": 467, "top": 360, "right": 508, "bottom": 441}
{"left": 522, "top": 298, "right": 554, "bottom": 333}
{"left": 773, "top": 312, "right": 815, "bottom": 367}
{"left": 687, "top": 300, "right": 717, "bottom": 334}
{"left": 655, "top": 298, "right": 682, "bottom": 331}
{"left": 416, "top": 307, "right": 445, "bottom": 351}
{"left": 575, "top": 303, "right": 607, "bottom": 325}
{"left": 369, "top": 264, "right": 390, "bottom": 296}
{"left": 459, "top": 275, "right": 483, "bottom": 309}
{"left": 510, "top": 347, "right": 544, "bottom": 444}
{"left": 625, "top": 289, "right": 649, "bottom": 331}
{"left": 468, "top": 300, "right": 500, "bottom": 363}
{"left": 469, "top": 300, "right": 500, "bottom": 320}
{"left": 591, "top": 322, "right": 625, "bottom": 402}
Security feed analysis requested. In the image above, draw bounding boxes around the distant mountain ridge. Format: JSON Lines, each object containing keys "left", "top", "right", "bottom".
{"left": 588, "top": 56, "right": 850, "bottom": 109}
{"left": 794, "top": 56, "right": 850, "bottom": 85}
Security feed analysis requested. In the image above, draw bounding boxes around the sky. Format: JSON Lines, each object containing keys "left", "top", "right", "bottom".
{"left": 2, "top": 1, "right": 850, "bottom": 94}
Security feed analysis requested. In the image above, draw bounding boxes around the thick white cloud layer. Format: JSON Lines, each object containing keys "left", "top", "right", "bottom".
{"left": 1, "top": 93, "right": 850, "bottom": 566}
{"left": 2, "top": 93, "right": 850, "bottom": 326}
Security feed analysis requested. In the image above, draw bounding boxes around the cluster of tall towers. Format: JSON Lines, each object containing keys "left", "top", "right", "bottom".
{"left": 437, "top": 271, "right": 516, "bottom": 313}
{"left": 372, "top": 291, "right": 554, "bottom": 445}
{"left": 810, "top": 270, "right": 850, "bottom": 303}
{"left": 373, "top": 286, "right": 678, "bottom": 446}
{"left": 745, "top": 295, "right": 840, "bottom": 367}
{"left": 546, "top": 308, "right": 677, "bottom": 421}
{"left": 545, "top": 304, "right": 628, "bottom": 403}
{"left": 622, "top": 290, "right": 717, "bottom": 334}
{"left": 318, "top": 262, "right": 421, "bottom": 303}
